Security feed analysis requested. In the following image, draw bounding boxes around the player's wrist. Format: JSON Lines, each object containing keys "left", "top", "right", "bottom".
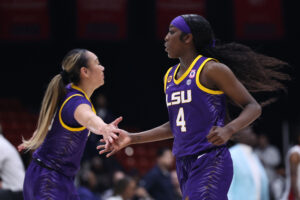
{"left": 129, "top": 133, "right": 139, "bottom": 145}
{"left": 223, "top": 124, "right": 237, "bottom": 137}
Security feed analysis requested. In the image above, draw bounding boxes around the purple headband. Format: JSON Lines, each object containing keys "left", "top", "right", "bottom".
{"left": 170, "top": 16, "right": 191, "bottom": 34}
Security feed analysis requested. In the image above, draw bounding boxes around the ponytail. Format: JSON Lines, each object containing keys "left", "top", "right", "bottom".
{"left": 22, "top": 48, "right": 88, "bottom": 151}
{"left": 22, "top": 74, "right": 66, "bottom": 150}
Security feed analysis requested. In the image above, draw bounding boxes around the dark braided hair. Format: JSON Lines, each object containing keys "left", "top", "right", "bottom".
{"left": 181, "top": 14, "right": 290, "bottom": 106}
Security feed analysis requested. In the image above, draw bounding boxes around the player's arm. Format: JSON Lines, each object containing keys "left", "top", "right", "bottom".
{"left": 290, "top": 152, "right": 300, "bottom": 198}
{"left": 205, "top": 62, "right": 261, "bottom": 145}
{"left": 74, "top": 104, "right": 123, "bottom": 144}
{"left": 98, "top": 122, "right": 173, "bottom": 157}
{"left": 130, "top": 122, "right": 173, "bottom": 144}
{"left": 99, "top": 69, "right": 174, "bottom": 156}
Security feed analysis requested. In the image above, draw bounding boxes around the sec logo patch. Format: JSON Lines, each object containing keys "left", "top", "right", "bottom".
{"left": 189, "top": 69, "right": 196, "bottom": 78}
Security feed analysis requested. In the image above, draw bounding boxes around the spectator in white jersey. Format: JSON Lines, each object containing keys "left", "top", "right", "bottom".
{"left": 0, "top": 124, "right": 25, "bottom": 200}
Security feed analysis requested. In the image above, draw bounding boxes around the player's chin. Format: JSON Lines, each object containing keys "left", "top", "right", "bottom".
{"left": 97, "top": 80, "right": 105, "bottom": 88}
{"left": 166, "top": 52, "right": 177, "bottom": 59}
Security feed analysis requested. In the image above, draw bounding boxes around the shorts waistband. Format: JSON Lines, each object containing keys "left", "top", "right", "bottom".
{"left": 33, "top": 158, "right": 74, "bottom": 178}
{"left": 33, "top": 158, "right": 56, "bottom": 171}
{"left": 176, "top": 145, "right": 226, "bottom": 161}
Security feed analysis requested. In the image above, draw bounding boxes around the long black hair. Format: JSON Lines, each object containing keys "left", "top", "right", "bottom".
{"left": 181, "top": 14, "right": 290, "bottom": 106}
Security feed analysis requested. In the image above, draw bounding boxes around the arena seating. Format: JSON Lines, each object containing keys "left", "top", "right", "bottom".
{"left": 0, "top": 98, "right": 38, "bottom": 147}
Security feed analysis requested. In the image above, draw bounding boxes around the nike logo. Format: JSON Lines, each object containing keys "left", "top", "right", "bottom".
{"left": 197, "top": 153, "right": 206, "bottom": 159}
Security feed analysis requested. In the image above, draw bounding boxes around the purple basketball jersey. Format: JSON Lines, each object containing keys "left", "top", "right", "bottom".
{"left": 33, "top": 83, "right": 95, "bottom": 177}
{"left": 164, "top": 55, "right": 226, "bottom": 158}
{"left": 24, "top": 83, "right": 96, "bottom": 199}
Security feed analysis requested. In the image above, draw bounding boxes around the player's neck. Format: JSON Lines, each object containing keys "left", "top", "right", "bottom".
{"left": 76, "top": 83, "right": 93, "bottom": 99}
{"left": 179, "top": 52, "right": 198, "bottom": 71}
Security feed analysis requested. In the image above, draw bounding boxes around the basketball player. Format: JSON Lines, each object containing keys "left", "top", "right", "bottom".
{"left": 19, "top": 49, "right": 125, "bottom": 200}
{"left": 98, "top": 14, "right": 290, "bottom": 199}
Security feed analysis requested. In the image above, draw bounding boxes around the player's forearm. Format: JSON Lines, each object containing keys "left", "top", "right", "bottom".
{"left": 130, "top": 122, "right": 173, "bottom": 144}
{"left": 74, "top": 104, "right": 107, "bottom": 135}
{"left": 85, "top": 115, "right": 106, "bottom": 135}
{"left": 225, "top": 102, "right": 261, "bottom": 136}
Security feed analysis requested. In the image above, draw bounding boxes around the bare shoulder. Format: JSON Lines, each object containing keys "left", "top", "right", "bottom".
{"left": 203, "top": 60, "right": 233, "bottom": 78}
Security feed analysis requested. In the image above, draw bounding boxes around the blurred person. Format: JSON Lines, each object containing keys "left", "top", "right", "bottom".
{"left": 281, "top": 131, "right": 300, "bottom": 200}
{"left": 140, "top": 147, "right": 176, "bottom": 200}
{"left": 271, "top": 163, "right": 286, "bottom": 200}
{"left": 255, "top": 133, "right": 281, "bottom": 184}
{"left": 107, "top": 176, "right": 137, "bottom": 200}
{"left": 99, "top": 14, "right": 289, "bottom": 199}
{"left": 94, "top": 93, "right": 115, "bottom": 123}
{"left": 89, "top": 156, "right": 111, "bottom": 193}
{"left": 87, "top": 155, "right": 123, "bottom": 195}
{"left": 133, "top": 186, "right": 153, "bottom": 200}
{"left": 77, "top": 169, "right": 101, "bottom": 200}
{"left": 101, "top": 170, "right": 125, "bottom": 199}
{"left": 228, "top": 127, "right": 269, "bottom": 200}
{"left": 18, "top": 49, "right": 126, "bottom": 200}
{"left": 0, "top": 124, "right": 25, "bottom": 200}
{"left": 170, "top": 169, "right": 182, "bottom": 200}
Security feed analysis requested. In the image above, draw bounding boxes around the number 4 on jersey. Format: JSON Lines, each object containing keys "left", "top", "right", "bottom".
{"left": 176, "top": 107, "right": 186, "bottom": 132}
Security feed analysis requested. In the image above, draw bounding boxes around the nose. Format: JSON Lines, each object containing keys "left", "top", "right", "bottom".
{"left": 100, "top": 65, "right": 105, "bottom": 71}
{"left": 164, "top": 33, "right": 169, "bottom": 41}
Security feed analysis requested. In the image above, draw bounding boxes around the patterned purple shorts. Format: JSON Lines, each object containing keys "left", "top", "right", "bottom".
{"left": 23, "top": 160, "right": 79, "bottom": 200}
{"left": 176, "top": 146, "right": 233, "bottom": 200}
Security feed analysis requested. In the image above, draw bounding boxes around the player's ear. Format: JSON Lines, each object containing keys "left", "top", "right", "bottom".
{"left": 80, "top": 67, "right": 89, "bottom": 78}
{"left": 183, "top": 33, "right": 193, "bottom": 44}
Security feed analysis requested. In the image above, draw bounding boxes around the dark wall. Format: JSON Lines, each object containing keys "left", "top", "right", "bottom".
{"left": 0, "top": 0, "right": 299, "bottom": 149}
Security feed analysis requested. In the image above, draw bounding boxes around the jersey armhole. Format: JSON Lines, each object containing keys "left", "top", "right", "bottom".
{"left": 59, "top": 94, "right": 87, "bottom": 132}
{"left": 195, "top": 58, "right": 224, "bottom": 95}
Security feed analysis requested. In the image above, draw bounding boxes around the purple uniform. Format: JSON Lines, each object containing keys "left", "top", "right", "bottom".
{"left": 23, "top": 84, "right": 95, "bottom": 200}
{"left": 164, "top": 55, "right": 233, "bottom": 199}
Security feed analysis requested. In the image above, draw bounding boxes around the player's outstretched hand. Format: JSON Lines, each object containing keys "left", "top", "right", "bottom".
{"left": 100, "top": 116, "right": 124, "bottom": 149}
{"left": 97, "top": 128, "right": 131, "bottom": 157}
{"left": 110, "top": 116, "right": 123, "bottom": 128}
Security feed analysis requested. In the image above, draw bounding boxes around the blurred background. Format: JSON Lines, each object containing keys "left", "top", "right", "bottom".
{"left": 0, "top": 0, "right": 299, "bottom": 199}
